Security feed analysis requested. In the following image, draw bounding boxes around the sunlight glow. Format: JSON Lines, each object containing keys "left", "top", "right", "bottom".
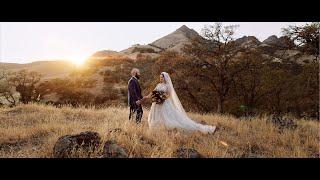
{"left": 66, "top": 55, "right": 88, "bottom": 67}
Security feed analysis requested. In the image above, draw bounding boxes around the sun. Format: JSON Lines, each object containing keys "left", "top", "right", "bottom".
{"left": 67, "top": 55, "right": 88, "bottom": 67}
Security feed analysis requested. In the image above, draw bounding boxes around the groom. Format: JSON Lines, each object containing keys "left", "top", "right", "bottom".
{"left": 128, "top": 68, "right": 144, "bottom": 124}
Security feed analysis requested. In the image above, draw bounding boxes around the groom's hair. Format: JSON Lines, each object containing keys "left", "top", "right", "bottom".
{"left": 131, "top": 68, "right": 140, "bottom": 76}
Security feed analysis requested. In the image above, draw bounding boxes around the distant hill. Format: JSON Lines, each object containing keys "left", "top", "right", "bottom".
{"left": 0, "top": 60, "right": 76, "bottom": 80}
{"left": 89, "top": 25, "right": 202, "bottom": 61}
{"left": 90, "top": 50, "right": 122, "bottom": 59}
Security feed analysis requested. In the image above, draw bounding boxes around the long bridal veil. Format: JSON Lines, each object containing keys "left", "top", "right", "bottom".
{"left": 161, "top": 72, "right": 188, "bottom": 116}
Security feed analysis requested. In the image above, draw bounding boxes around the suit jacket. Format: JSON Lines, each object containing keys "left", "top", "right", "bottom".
{"left": 128, "top": 76, "right": 143, "bottom": 108}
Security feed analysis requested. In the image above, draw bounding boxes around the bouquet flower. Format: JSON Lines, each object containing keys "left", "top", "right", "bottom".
{"left": 151, "top": 90, "right": 167, "bottom": 104}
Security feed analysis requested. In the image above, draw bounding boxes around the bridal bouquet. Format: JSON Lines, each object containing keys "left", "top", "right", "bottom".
{"left": 151, "top": 90, "right": 167, "bottom": 104}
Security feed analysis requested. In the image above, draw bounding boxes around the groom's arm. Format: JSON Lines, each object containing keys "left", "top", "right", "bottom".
{"left": 135, "top": 82, "right": 144, "bottom": 105}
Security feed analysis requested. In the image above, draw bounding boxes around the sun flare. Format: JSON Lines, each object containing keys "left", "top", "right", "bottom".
{"left": 67, "top": 55, "right": 88, "bottom": 67}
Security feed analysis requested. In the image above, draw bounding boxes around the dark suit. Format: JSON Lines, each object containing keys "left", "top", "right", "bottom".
{"left": 128, "top": 76, "right": 143, "bottom": 123}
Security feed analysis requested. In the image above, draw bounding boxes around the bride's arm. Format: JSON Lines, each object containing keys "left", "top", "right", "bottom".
{"left": 144, "top": 85, "right": 157, "bottom": 99}
{"left": 145, "top": 92, "right": 152, "bottom": 99}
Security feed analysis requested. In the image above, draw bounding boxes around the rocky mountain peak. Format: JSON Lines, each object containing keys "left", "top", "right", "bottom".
{"left": 236, "top": 36, "right": 260, "bottom": 43}
{"left": 149, "top": 25, "right": 200, "bottom": 50}
{"left": 263, "top": 35, "right": 279, "bottom": 45}
{"left": 90, "top": 25, "right": 202, "bottom": 59}
{"left": 177, "top": 25, "right": 189, "bottom": 31}
{"left": 175, "top": 25, "right": 199, "bottom": 39}
{"left": 235, "top": 36, "right": 261, "bottom": 48}
{"left": 263, "top": 35, "right": 293, "bottom": 48}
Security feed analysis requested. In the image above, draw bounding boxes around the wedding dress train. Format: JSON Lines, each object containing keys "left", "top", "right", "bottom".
{"left": 147, "top": 72, "right": 216, "bottom": 134}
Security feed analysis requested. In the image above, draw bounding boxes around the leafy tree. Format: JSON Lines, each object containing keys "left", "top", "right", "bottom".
{"left": 7, "top": 70, "right": 42, "bottom": 104}
{"left": 293, "top": 61, "right": 319, "bottom": 118}
{"left": 183, "top": 23, "right": 246, "bottom": 113}
{"left": 230, "top": 49, "right": 269, "bottom": 116}
{"left": 282, "top": 22, "right": 320, "bottom": 59}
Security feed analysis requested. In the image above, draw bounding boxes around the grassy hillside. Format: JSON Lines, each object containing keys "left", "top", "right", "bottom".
{"left": 0, "top": 103, "right": 318, "bottom": 158}
{"left": 0, "top": 60, "right": 76, "bottom": 80}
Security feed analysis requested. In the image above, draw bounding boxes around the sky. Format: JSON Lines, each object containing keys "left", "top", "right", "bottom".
{"left": 0, "top": 22, "right": 309, "bottom": 64}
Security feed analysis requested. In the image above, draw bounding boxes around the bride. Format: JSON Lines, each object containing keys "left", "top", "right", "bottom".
{"left": 144, "top": 72, "right": 216, "bottom": 134}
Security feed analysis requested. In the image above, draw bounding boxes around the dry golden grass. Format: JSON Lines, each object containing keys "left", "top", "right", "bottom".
{"left": 0, "top": 103, "right": 319, "bottom": 158}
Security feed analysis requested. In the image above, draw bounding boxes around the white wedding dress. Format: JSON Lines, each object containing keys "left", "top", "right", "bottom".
{"left": 147, "top": 72, "right": 216, "bottom": 134}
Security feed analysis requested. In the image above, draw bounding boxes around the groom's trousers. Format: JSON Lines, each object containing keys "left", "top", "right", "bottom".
{"left": 129, "top": 105, "right": 143, "bottom": 124}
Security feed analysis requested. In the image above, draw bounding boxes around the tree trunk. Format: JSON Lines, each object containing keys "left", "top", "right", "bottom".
{"left": 217, "top": 96, "right": 224, "bottom": 114}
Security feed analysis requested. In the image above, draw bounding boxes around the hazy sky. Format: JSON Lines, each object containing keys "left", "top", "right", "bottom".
{"left": 0, "top": 22, "right": 308, "bottom": 64}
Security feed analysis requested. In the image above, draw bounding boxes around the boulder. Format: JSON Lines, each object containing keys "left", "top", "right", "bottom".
{"left": 53, "top": 131, "right": 101, "bottom": 158}
{"left": 173, "top": 147, "right": 203, "bottom": 158}
{"left": 102, "top": 140, "right": 128, "bottom": 158}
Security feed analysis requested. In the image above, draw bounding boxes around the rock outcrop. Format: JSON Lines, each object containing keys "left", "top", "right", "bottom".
{"left": 53, "top": 131, "right": 101, "bottom": 158}
{"left": 102, "top": 140, "right": 128, "bottom": 158}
